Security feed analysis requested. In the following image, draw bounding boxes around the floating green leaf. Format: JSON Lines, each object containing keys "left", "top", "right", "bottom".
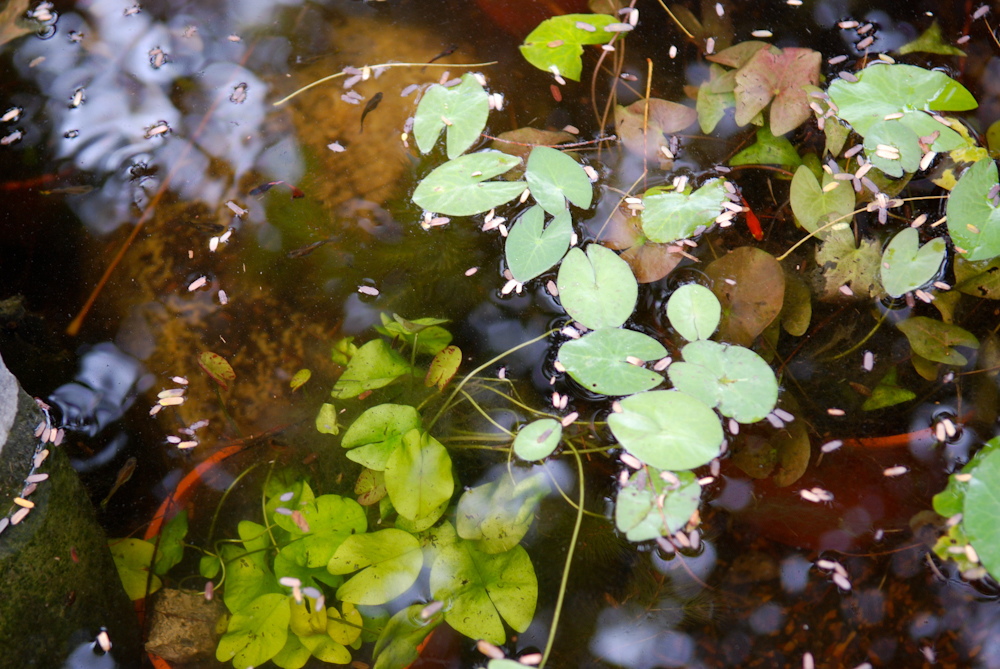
{"left": 289, "top": 368, "right": 311, "bottom": 392}
{"left": 413, "top": 74, "right": 490, "bottom": 159}
{"left": 199, "top": 351, "right": 236, "bottom": 390}
{"left": 815, "top": 228, "right": 883, "bottom": 300}
{"left": 513, "top": 418, "right": 562, "bottom": 461}
{"left": 789, "top": 165, "right": 855, "bottom": 238}
{"left": 828, "top": 63, "right": 976, "bottom": 152}
{"left": 275, "top": 496, "right": 367, "bottom": 569}
{"left": 963, "top": 448, "right": 1000, "bottom": 578}
{"left": 947, "top": 158, "right": 1000, "bottom": 261}
{"left": 376, "top": 314, "right": 452, "bottom": 357}
{"left": 109, "top": 538, "right": 162, "bottom": 600}
{"left": 315, "top": 403, "right": 339, "bottom": 436}
{"left": 331, "top": 340, "right": 413, "bottom": 399}
{"left": 221, "top": 521, "right": 276, "bottom": 613}
{"left": 519, "top": 13, "right": 619, "bottom": 81}
{"left": 615, "top": 468, "right": 701, "bottom": 542}
{"left": 733, "top": 46, "right": 821, "bottom": 136}
{"left": 154, "top": 509, "right": 188, "bottom": 576}
{"left": 384, "top": 429, "right": 454, "bottom": 521}
{"left": 705, "top": 247, "right": 785, "bottom": 346}
{"left": 430, "top": 540, "right": 537, "bottom": 644}
{"left": 614, "top": 98, "right": 697, "bottom": 159}
{"left": 668, "top": 340, "right": 778, "bottom": 423}
{"left": 329, "top": 529, "right": 423, "bottom": 606}
{"left": 862, "top": 367, "right": 916, "bottom": 411}
{"left": 557, "top": 245, "right": 637, "bottom": 329}
{"left": 371, "top": 604, "right": 443, "bottom": 669}
{"left": 425, "top": 345, "right": 462, "bottom": 391}
{"left": 640, "top": 179, "right": 727, "bottom": 244}
{"left": 667, "top": 283, "right": 721, "bottom": 341}
{"left": 696, "top": 65, "right": 736, "bottom": 134}
{"left": 412, "top": 151, "right": 526, "bottom": 216}
{"left": 608, "top": 390, "right": 725, "bottom": 470}
{"left": 558, "top": 327, "right": 666, "bottom": 396}
{"left": 954, "top": 256, "right": 1000, "bottom": 300}
{"left": 355, "top": 468, "right": 388, "bottom": 506}
{"left": 524, "top": 146, "right": 593, "bottom": 214}
{"left": 899, "top": 20, "right": 967, "bottom": 57}
{"left": 863, "top": 120, "right": 922, "bottom": 177}
{"left": 880, "top": 227, "right": 946, "bottom": 297}
{"left": 216, "top": 593, "right": 289, "bottom": 669}
{"left": 456, "top": 471, "right": 550, "bottom": 553}
{"left": 897, "top": 316, "right": 979, "bottom": 365}
{"left": 505, "top": 205, "right": 572, "bottom": 283}
{"left": 729, "top": 126, "right": 802, "bottom": 167}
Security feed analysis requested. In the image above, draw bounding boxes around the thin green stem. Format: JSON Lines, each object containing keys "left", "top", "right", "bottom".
{"left": 540, "top": 441, "right": 586, "bottom": 668}
{"left": 215, "top": 385, "right": 243, "bottom": 437}
{"left": 428, "top": 329, "right": 556, "bottom": 430}
{"left": 824, "top": 308, "right": 890, "bottom": 361}
{"left": 208, "top": 461, "right": 264, "bottom": 545}
{"left": 459, "top": 390, "right": 514, "bottom": 437}
{"left": 272, "top": 60, "right": 499, "bottom": 106}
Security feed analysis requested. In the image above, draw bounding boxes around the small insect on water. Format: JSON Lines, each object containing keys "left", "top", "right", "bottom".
{"left": 69, "top": 87, "right": 86, "bottom": 109}
{"left": 144, "top": 120, "right": 170, "bottom": 139}
{"left": 148, "top": 46, "right": 168, "bottom": 69}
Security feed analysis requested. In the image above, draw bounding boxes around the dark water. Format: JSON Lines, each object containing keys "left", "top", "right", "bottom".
{"left": 3, "top": 0, "right": 1000, "bottom": 667}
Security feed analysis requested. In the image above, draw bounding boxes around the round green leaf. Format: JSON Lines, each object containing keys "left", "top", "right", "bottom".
{"left": 329, "top": 529, "right": 423, "bottom": 606}
{"left": 558, "top": 328, "right": 666, "bottom": 396}
{"left": 862, "top": 120, "right": 921, "bottom": 177}
{"left": 608, "top": 390, "right": 724, "bottom": 470}
{"left": 412, "top": 151, "right": 526, "bottom": 217}
{"left": 880, "top": 227, "right": 946, "bottom": 297}
{"left": 615, "top": 469, "right": 701, "bottom": 542}
{"left": 667, "top": 283, "right": 721, "bottom": 341}
{"left": 216, "top": 593, "right": 290, "bottom": 669}
{"left": 964, "top": 449, "right": 1000, "bottom": 578}
{"left": 274, "top": 495, "right": 368, "bottom": 569}
{"left": 413, "top": 74, "right": 489, "bottom": 159}
{"left": 331, "top": 340, "right": 413, "bottom": 399}
{"left": 519, "top": 14, "right": 619, "bottom": 81}
{"left": 456, "top": 471, "right": 550, "bottom": 553}
{"left": 789, "top": 165, "right": 855, "bottom": 238}
{"left": 639, "top": 179, "right": 727, "bottom": 244}
{"left": 430, "top": 540, "right": 537, "bottom": 644}
{"left": 947, "top": 158, "right": 1000, "bottom": 261}
{"left": 513, "top": 418, "right": 562, "bottom": 461}
{"left": 341, "top": 404, "right": 422, "bottom": 471}
{"left": 668, "top": 340, "right": 779, "bottom": 424}
{"left": 524, "top": 146, "right": 593, "bottom": 215}
{"left": 384, "top": 429, "right": 455, "bottom": 521}
{"left": 557, "top": 245, "right": 637, "bottom": 329}
{"left": 505, "top": 205, "right": 572, "bottom": 283}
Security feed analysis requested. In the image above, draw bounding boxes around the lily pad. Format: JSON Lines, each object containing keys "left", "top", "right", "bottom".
{"left": 430, "top": 540, "right": 537, "bottom": 644}
{"left": 506, "top": 205, "right": 572, "bottom": 283}
{"left": 524, "top": 146, "right": 593, "bottom": 214}
{"left": 946, "top": 158, "right": 1000, "bottom": 261}
{"left": 963, "top": 449, "right": 1000, "bottom": 578}
{"left": 667, "top": 283, "right": 721, "bottom": 342}
{"left": 341, "top": 404, "right": 422, "bottom": 471}
{"left": 412, "top": 151, "right": 526, "bottom": 216}
{"left": 789, "top": 165, "right": 855, "bottom": 238}
{"left": 331, "top": 340, "right": 413, "bottom": 399}
{"left": 614, "top": 98, "right": 697, "bottom": 159}
{"left": 640, "top": 179, "right": 728, "bottom": 244}
{"left": 899, "top": 20, "right": 967, "bottom": 57}
{"left": 880, "top": 227, "right": 946, "bottom": 297}
{"left": 109, "top": 538, "right": 162, "bottom": 600}
{"left": 705, "top": 247, "right": 785, "bottom": 346}
{"left": 456, "top": 471, "right": 550, "bottom": 553}
{"left": 668, "top": 340, "right": 778, "bottom": 423}
{"left": 897, "top": 316, "right": 979, "bottom": 366}
{"left": 384, "top": 429, "right": 454, "bottom": 521}
{"left": 413, "top": 74, "right": 490, "bottom": 159}
{"left": 216, "top": 593, "right": 290, "bottom": 669}
{"left": 862, "top": 120, "right": 922, "bottom": 177}
{"left": 519, "top": 14, "right": 619, "bottom": 81}
{"left": 730, "top": 126, "right": 802, "bottom": 167}
{"left": 275, "top": 496, "right": 368, "bottom": 569}
{"left": 558, "top": 327, "right": 666, "bottom": 396}
{"left": 376, "top": 314, "right": 453, "bottom": 357}
{"left": 598, "top": 207, "right": 684, "bottom": 283}
{"left": 513, "top": 418, "right": 562, "bottom": 461}
{"left": 734, "top": 46, "right": 821, "bottom": 136}
{"left": 615, "top": 468, "right": 701, "bottom": 542}
{"left": 329, "top": 529, "right": 423, "bottom": 606}
{"left": 608, "top": 390, "right": 725, "bottom": 471}
{"left": 557, "top": 244, "right": 637, "bottom": 329}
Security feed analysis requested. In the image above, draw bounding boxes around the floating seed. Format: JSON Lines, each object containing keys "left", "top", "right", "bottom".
{"left": 827, "top": 408, "right": 846, "bottom": 416}
{"left": 883, "top": 465, "right": 908, "bottom": 477}
{"left": 751, "top": 30, "right": 773, "bottom": 38}
{"left": 11, "top": 507, "right": 29, "bottom": 525}
{"left": 838, "top": 71, "right": 859, "bottom": 82}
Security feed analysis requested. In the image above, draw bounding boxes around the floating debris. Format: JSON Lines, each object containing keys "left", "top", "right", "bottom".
{"left": 357, "top": 285, "right": 379, "bottom": 297}
{"left": 883, "top": 465, "right": 909, "bottom": 477}
{"left": 1, "top": 107, "right": 21, "bottom": 123}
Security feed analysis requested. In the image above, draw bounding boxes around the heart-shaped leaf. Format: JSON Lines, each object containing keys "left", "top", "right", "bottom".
{"left": 505, "top": 205, "right": 572, "bottom": 283}
{"left": 789, "top": 165, "right": 855, "bottom": 238}
{"left": 862, "top": 120, "right": 922, "bottom": 177}
{"left": 667, "top": 283, "right": 721, "bottom": 342}
{"left": 705, "top": 247, "right": 785, "bottom": 346}
{"left": 412, "top": 151, "right": 525, "bottom": 216}
{"left": 329, "top": 529, "right": 423, "bottom": 605}
{"left": 897, "top": 316, "right": 979, "bottom": 365}
{"left": 384, "top": 429, "right": 454, "bottom": 521}
{"left": 608, "top": 390, "right": 724, "bottom": 471}
{"left": 947, "top": 158, "right": 1000, "bottom": 261}
{"left": 615, "top": 468, "right": 701, "bottom": 542}
{"left": 331, "top": 340, "right": 413, "bottom": 399}
{"left": 513, "top": 418, "right": 562, "bottom": 461}
{"left": 734, "top": 46, "right": 821, "bottom": 136}
{"left": 557, "top": 245, "right": 637, "bottom": 329}
{"left": 341, "top": 404, "right": 422, "bottom": 471}
{"left": 880, "top": 227, "right": 946, "bottom": 297}
{"left": 667, "top": 340, "right": 779, "bottom": 424}
{"left": 216, "top": 594, "right": 289, "bottom": 669}
{"left": 413, "top": 74, "right": 490, "bottom": 159}
{"left": 614, "top": 98, "right": 697, "bottom": 159}
{"left": 524, "top": 146, "right": 593, "bottom": 214}
{"left": 557, "top": 328, "right": 666, "bottom": 396}
{"left": 519, "top": 14, "right": 619, "bottom": 81}
{"left": 640, "top": 178, "right": 728, "bottom": 244}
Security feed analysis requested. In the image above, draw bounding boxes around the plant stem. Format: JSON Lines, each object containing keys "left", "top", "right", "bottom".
{"left": 540, "top": 440, "right": 586, "bottom": 668}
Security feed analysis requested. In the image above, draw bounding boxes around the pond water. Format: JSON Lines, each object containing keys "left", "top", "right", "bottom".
{"left": 3, "top": 0, "right": 1000, "bottom": 667}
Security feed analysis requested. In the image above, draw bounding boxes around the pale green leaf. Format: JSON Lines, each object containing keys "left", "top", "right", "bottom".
{"left": 412, "top": 151, "right": 526, "bottom": 216}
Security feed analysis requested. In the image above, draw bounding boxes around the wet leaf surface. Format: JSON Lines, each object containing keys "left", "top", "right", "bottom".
{"left": 789, "top": 165, "right": 855, "bottom": 238}
{"left": 506, "top": 206, "right": 572, "bottom": 283}
{"left": 557, "top": 244, "right": 637, "bottom": 329}
{"left": 456, "top": 471, "right": 550, "bottom": 553}
{"left": 668, "top": 340, "right": 779, "bottom": 423}
{"left": 412, "top": 151, "right": 526, "bottom": 216}
{"left": 558, "top": 327, "right": 666, "bottom": 396}
{"left": 730, "top": 126, "right": 802, "bottom": 167}
{"left": 880, "top": 228, "right": 946, "bottom": 297}
{"left": 640, "top": 179, "right": 727, "bottom": 244}
{"left": 519, "top": 13, "right": 618, "bottom": 81}
{"left": 413, "top": 74, "right": 489, "bottom": 159}
{"left": 198, "top": 351, "right": 236, "bottom": 390}
{"left": 216, "top": 593, "right": 289, "bottom": 669}
{"left": 667, "top": 283, "right": 721, "bottom": 342}
{"left": 947, "top": 158, "right": 1000, "bottom": 261}
{"left": 524, "top": 146, "right": 593, "bottom": 214}
{"left": 384, "top": 429, "right": 454, "bottom": 521}
{"left": 814, "top": 229, "right": 883, "bottom": 300}
{"left": 897, "top": 316, "right": 979, "bottom": 365}
{"left": 705, "top": 246, "right": 785, "bottom": 346}
{"left": 329, "top": 529, "right": 423, "bottom": 606}
{"left": 734, "top": 46, "right": 821, "bottom": 136}
{"left": 341, "top": 404, "right": 422, "bottom": 471}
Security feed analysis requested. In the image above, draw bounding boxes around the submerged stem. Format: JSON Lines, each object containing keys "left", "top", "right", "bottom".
{"left": 540, "top": 440, "right": 586, "bottom": 668}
